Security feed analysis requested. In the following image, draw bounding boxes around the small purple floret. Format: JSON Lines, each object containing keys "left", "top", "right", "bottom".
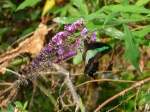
{"left": 81, "top": 28, "right": 88, "bottom": 36}
{"left": 64, "top": 24, "right": 76, "bottom": 33}
{"left": 43, "top": 45, "right": 52, "bottom": 54}
{"left": 74, "top": 19, "right": 84, "bottom": 29}
{"left": 51, "top": 31, "right": 71, "bottom": 45}
{"left": 56, "top": 31, "right": 70, "bottom": 39}
{"left": 74, "top": 38, "right": 81, "bottom": 48}
{"left": 52, "top": 35, "right": 63, "bottom": 45}
{"left": 31, "top": 60, "right": 39, "bottom": 69}
{"left": 91, "top": 32, "right": 97, "bottom": 42}
{"left": 64, "top": 19, "right": 84, "bottom": 33}
{"left": 57, "top": 47, "right": 64, "bottom": 55}
{"left": 63, "top": 50, "right": 77, "bottom": 60}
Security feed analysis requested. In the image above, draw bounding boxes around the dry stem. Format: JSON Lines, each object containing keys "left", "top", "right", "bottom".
{"left": 94, "top": 76, "right": 150, "bottom": 112}
{"left": 52, "top": 63, "right": 85, "bottom": 112}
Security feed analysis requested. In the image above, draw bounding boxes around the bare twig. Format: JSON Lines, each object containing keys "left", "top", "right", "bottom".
{"left": 29, "top": 80, "right": 37, "bottom": 111}
{"left": 0, "top": 82, "right": 12, "bottom": 86}
{"left": 106, "top": 94, "right": 136, "bottom": 112}
{"left": 5, "top": 68, "right": 21, "bottom": 77}
{"left": 76, "top": 79, "right": 135, "bottom": 88}
{"left": 52, "top": 63, "right": 85, "bottom": 112}
{"left": 94, "top": 76, "right": 150, "bottom": 112}
{"left": 37, "top": 80, "right": 56, "bottom": 105}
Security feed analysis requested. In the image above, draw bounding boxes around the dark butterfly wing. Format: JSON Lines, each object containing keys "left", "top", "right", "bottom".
{"left": 84, "top": 54, "right": 99, "bottom": 78}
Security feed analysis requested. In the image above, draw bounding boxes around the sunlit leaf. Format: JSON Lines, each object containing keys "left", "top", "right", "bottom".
{"left": 73, "top": 52, "right": 83, "bottom": 64}
{"left": 136, "top": 0, "right": 150, "bottom": 6}
{"left": 42, "top": 0, "right": 55, "bottom": 16}
{"left": 53, "top": 17, "right": 78, "bottom": 24}
{"left": 23, "top": 101, "right": 28, "bottom": 110}
{"left": 15, "top": 101, "right": 23, "bottom": 109}
{"left": 103, "top": 27, "right": 124, "bottom": 40}
{"left": 3, "top": 0, "right": 16, "bottom": 11}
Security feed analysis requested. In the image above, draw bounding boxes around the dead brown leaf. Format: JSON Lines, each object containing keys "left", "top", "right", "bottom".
{"left": 0, "top": 23, "right": 55, "bottom": 74}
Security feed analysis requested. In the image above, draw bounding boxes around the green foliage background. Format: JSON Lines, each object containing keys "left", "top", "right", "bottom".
{"left": 0, "top": 0, "right": 150, "bottom": 112}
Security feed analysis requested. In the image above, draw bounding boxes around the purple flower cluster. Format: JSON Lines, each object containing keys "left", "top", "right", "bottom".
{"left": 31, "top": 19, "right": 85, "bottom": 68}
{"left": 30, "top": 19, "right": 97, "bottom": 73}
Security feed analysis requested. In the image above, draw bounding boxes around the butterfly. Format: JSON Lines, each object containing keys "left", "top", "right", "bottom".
{"left": 83, "top": 40, "right": 112, "bottom": 78}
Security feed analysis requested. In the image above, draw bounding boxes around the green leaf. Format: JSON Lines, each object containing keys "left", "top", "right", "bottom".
{"left": 103, "top": 12, "right": 119, "bottom": 26}
{"left": 103, "top": 27, "right": 124, "bottom": 40}
{"left": 23, "top": 101, "right": 28, "bottom": 110}
{"left": 0, "top": 27, "right": 9, "bottom": 42}
{"left": 103, "top": 4, "right": 150, "bottom": 14}
{"left": 123, "top": 25, "right": 140, "bottom": 69}
{"left": 121, "top": 0, "right": 129, "bottom": 5}
{"left": 6, "top": 104, "right": 14, "bottom": 112}
{"left": 138, "top": 91, "right": 150, "bottom": 105}
{"left": 72, "top": 0, "right": 88, "bottom": 15}
{"left": 16, "top": 0, "right": 40, "bottom": 11}
{"left": 136, "top": 0, "right": 150, "bottom": 6}
{"left": 111, "top": 14, "right": 148, "bottom": 24}
{"left": 85, "top": 10, "right": 106, "bottom": 21}
{"left": 10, "top": 57, "right": 28, "bottom": 66}
{"left": 3, "top": 0, "right": 16, "bottom": 11}
{"left": 15, "top": 101, "right": 23, "bottom": 109}
{"left": 0, "top": 27, "right": 9, "bottom": 36}
{"left": 133, "top": 25, "right": 150, "bottom": 37}
{"left": 53, "top": 17, "right": 78, "bottom": 24}
{"left": 68, "top": 5, "right": 81, "bottom": 17}
{"left": 73, "top": 53, "right": 83, "bottom": 64}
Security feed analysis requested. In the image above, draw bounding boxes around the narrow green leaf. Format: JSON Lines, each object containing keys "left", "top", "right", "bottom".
{"left": 103, "top": 12, "right": 119, "bottom": 26}
{"left": 123, "top": 25, "right": 140, "bottom": 69}
{"left": 37, "top": 81, "right": 56, "bottom": 105}
{"left": 16, "top": 0, "right": 40, "bottom": 11}
{"left": 53, "top": 17, "right": 78, "bottom": 24}
{"left": 136, "top": 0, "right": 150, "bottom": 6}
{"left": 23, "top": 101, "right": 28, "bottom": 110}
{"left": 85, "top": 10, "right": 106, "bottom": 21}
{"left": 103, "top": 4, "right": 150, "bottom": 14}
{"left": 133, "top": 25, "right": 150, "bottom": 37}
{"left": 3, "top": 0, "right": 16, "bottom": 11}
{"left": 68, "top": 5, "right": 81, "bottom": 17}
{"left": 72, "top": 0, "right": 88, "bottom": 15}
